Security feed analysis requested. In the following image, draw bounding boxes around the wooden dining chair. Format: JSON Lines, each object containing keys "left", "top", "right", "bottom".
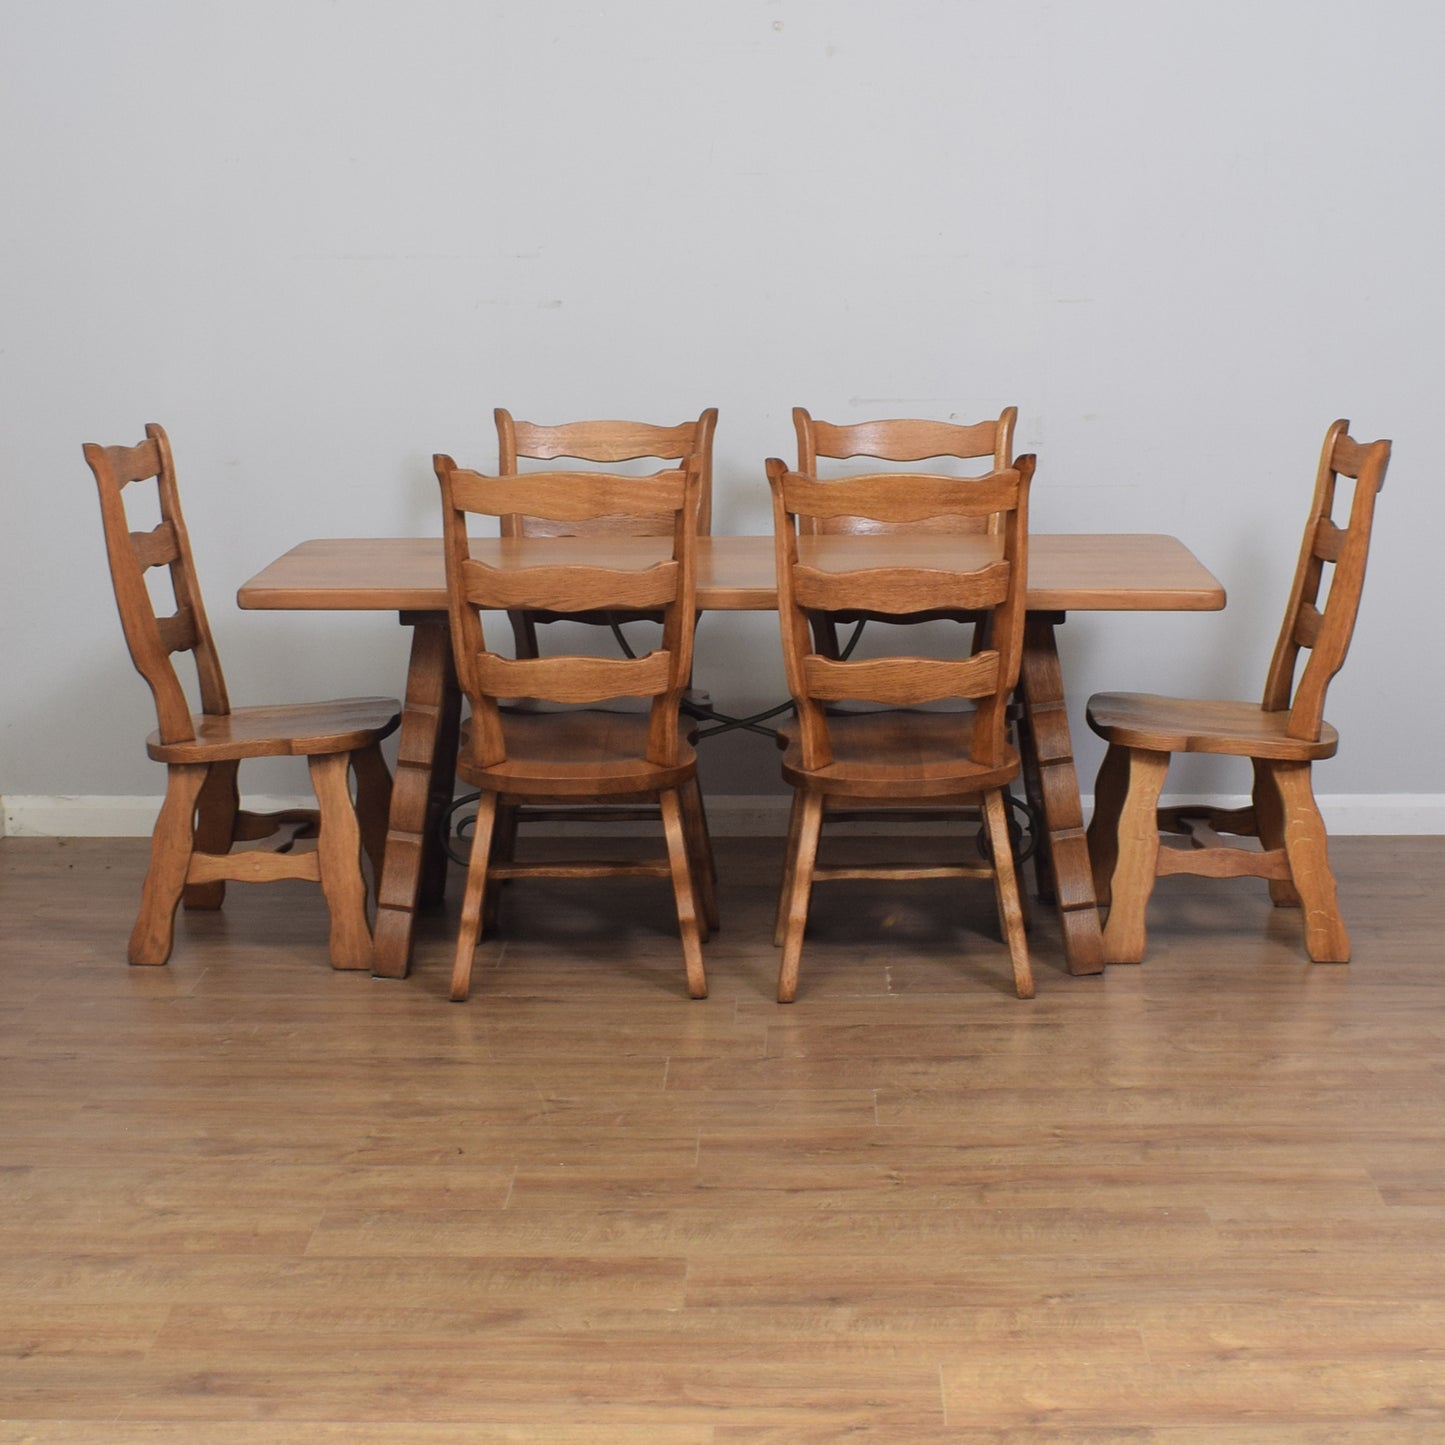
{"left": 792, "top": 407, "right": 1016, "bottom": 659}
{"left": 494, "top": 408, "right": 718, "bottom": 658}
{"left": 85, "top": 424, "right": 401, "bottom": 969}
{"left": 1086, "top": 420, "right": 1390, "bottom": 964}
{"left": 434, "top": 452, "right": 715, "bottom": 1003}
{"left": 767, "top": 453, "right": 1037, "bottom": 1003}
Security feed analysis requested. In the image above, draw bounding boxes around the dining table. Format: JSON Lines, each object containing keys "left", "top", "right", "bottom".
{"left": 238, "top": 533, "right": 1225, "bottom": 979}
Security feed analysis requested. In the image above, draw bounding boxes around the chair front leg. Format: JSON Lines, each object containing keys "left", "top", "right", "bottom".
{"left": 184, "top": 759, "right": 240, "bottom": 910}
{"left": 1098, "top": 747, "right": 1170, "bottom": 965}
{"left": 1273, "top": 761, "right": 1349, "bottom": 963}
{"left": 660, "top": 788, "right": 708, "bottom": 999}
{"left": 774, "top": 790, "right": 806, "bottom": 948}
{"left": 777, "top": 791, "right": 825, "bottom": 1003}
{"left": 350, "top": 741, "right": 393, "bottom": 896}
{"left": 1251, "top": 758, "right": 1301, "bottom": 907}
{"left": 983, "top": 788, "right": 1034, "bottom": 999}
{"left": 1087, "top": 742, "right": 1130, "bottom": 909}
{"left": 482, "top": 799, "right": 517, "bottom": 936}
{"left": 308, "top": 752, "right": 372, "bottom": 971}
{"left": 679, "top": 776, "right": 719, "bottom": 937}
{"left": 451, "top": 791, "right": 498, "bottom": 1002}
{"left": 131, "top": 763, "right": 210, "bottom": 965}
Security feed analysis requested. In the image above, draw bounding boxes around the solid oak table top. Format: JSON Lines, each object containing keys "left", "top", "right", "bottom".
{"left": 238, "top": 534, "right": 1226, "bottom": 615}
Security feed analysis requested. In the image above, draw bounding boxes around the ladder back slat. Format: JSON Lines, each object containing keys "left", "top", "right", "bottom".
{"left": 477, "top": 651, "right": 672, "bottom": 704}
{"left": 460, "top": 558, "right": 677, "bottom": 613}
{"left": 1292, "top": 602, "right": 1324, "bottom": 650}
{"left": 130, "top": 521, "right": 181, "bottom": 570}
{"left": 803, "top": 651, "right": 1001, "bottom": 705}
{"left": 1312, "top": 517, "right": 1346, "bottom": 563}
{"left": 782, "top": 471, "right": 1018, "bottom": 523}
{"left": 105, "top": 438, "right": 163, "bottom": 485}
{"left": 1330, "top": 435, "right": 1371, "bottom": 478}
{"left": 811, "top": 417, "right": 1000, "bottom": 462}
{"left": 512, "top": 419, "right": 698, "bottom": 463}
{"left": 450, "top": 469, "right": 685, "bottom": 523}
{"left": 155, "top": 607, "right": 199, "bottom": 655}
{"left": 793, "top": 561, "right": 1010, "bottom": 616}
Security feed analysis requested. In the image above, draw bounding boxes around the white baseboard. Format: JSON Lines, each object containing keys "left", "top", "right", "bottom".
{"left": 4, "top": 792, "right": 1444, "bottom": 839}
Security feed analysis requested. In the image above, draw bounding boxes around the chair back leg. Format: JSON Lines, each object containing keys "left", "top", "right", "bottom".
{"left": 184, "top": 760, "right": 241, "bottom": 910}
{"left": 776, "top": 792, "right": 825, "bottom": 1003}
{"left": 349, "top": 742, "right": 393, "bottom": 888}
{"left": 983, "top": 789, "right": 1034, "bottom": 998}
{"left": 308, "top": 752, "right": 372, "bottom": 971}
{"left": 660, "top": 788, "right": 708, "bottom": 998}
{"left": 131, "top": 763, "right": 210, "bottom": 965}
{"left": 1086, "top": 743, "right": 1133, "bottom": 909}
{"left": 680, "top": 778, "right": 719, "bottom": 936}
{"left": 1272, "top": 762, "right": 1349, "bottom": 962}
{"left": 1250, "top": 759, "right": 1302, "bottom": 907}
{"left": 450, "top": 792, "right": 499, "bottom": 1002}
{"left": 1096, "top": 747, "right": 1170, "bottom": 964}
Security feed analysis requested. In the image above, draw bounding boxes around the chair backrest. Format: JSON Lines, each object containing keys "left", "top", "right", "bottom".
{"left": 495, "top": 408, "right": 718, "bottom": 538}
{"left": 435, "top": 455, "right": 703, "bottom": 770}
{"left": 1262, "top": 420, "right": 1391, "bottom": 741}
{"left": 84, "top": 423, "right": 228, "bottom": 744}
{"left": 767, "top": 455, "right": 1035, "bottom": 771}
{"left": 792, "top": 407, "right": 1016, "bottom": 537}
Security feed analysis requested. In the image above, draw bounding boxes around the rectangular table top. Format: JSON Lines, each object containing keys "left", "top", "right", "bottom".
{"left": 238, "top": 533, "right": 1225, "bottom": 615}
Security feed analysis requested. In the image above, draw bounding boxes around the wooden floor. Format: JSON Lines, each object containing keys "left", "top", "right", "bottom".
{"left": 1, "top": 832, "right": 1443, "bottom": 1440}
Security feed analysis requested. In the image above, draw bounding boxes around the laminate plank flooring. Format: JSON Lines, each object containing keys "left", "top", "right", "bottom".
{"left": 1, "top": 832, "right": 1443, "bottom": 1439}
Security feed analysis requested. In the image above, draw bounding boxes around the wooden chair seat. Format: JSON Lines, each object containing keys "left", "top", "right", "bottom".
{"left": 1085, "top": 420, "right": 1389, "bottom": 967}
{"left": 458, "top": 711, "right": 698, "bottom": 797}
{"left": 778, "top": 710, "right": 1018, "bottom": 799}
{"left": 147, "top": 697, "right": 401, "bottom": 764}
{"left": 1086, "top": 693, "right": 1340, "bottom": 762}
{"left": 86, "top": 424, "right": 400, "bottom": 973}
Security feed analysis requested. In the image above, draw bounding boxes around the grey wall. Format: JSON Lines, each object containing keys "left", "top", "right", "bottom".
{"left": 1, "top": 1, "right": 1437, "bottom": 819}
